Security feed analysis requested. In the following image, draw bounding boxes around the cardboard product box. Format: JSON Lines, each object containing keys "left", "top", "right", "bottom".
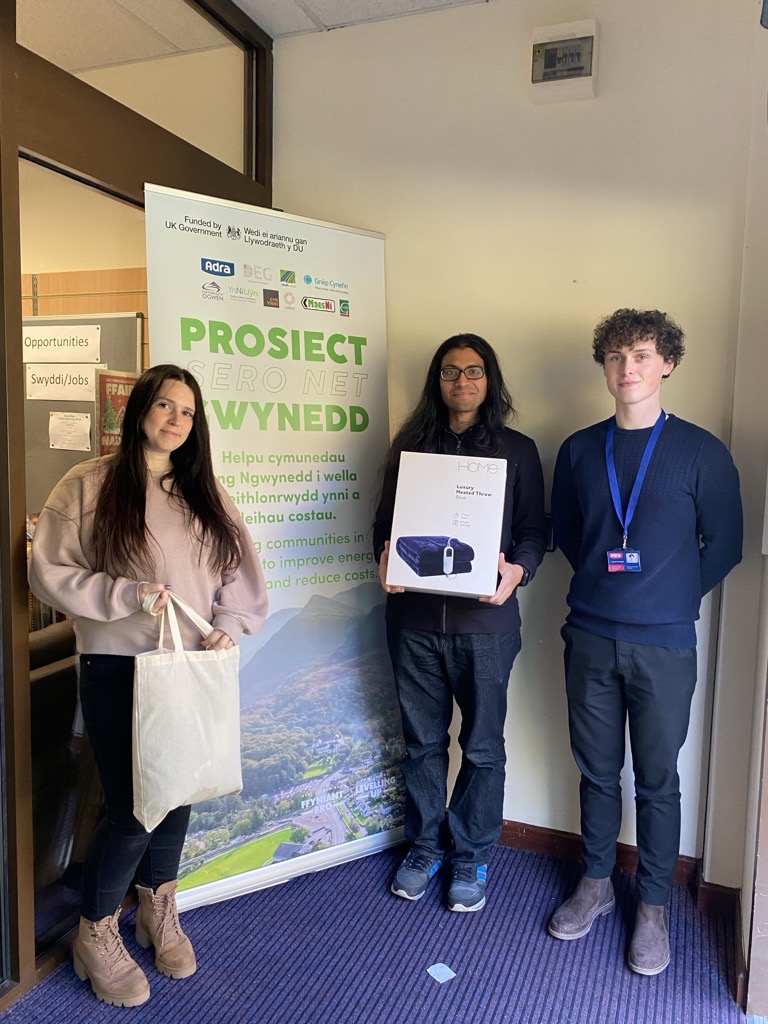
{"left": 386, "top": 451, "right": 507, "bottom": 598}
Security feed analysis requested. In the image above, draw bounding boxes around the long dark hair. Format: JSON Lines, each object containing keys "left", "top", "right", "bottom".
{"left": 388, "top": 333, "right": 515, "bottom": 461}
{"left": 91, "top": 364, "right": 241, "bottom": 578}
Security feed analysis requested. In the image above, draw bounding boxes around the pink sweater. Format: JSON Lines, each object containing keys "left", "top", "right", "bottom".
{"left": 29, "top": 457, "right": 268, "bottom": 655}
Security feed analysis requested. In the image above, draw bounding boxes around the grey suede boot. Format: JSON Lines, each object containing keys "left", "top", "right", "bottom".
{"left": 628, "top": 901, "right": 670, "bottom": 975}
{"left": 548, "top": 876, "right": 615, "bottom": 940}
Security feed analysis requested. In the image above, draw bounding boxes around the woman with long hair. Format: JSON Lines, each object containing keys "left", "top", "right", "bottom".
{"left": 30, "top": 364, "right": 268, "bottom": 1008}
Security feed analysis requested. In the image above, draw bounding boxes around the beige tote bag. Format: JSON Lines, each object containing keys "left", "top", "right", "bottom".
{"left": 132, "top": 591, "right": 242, "bottom": 832}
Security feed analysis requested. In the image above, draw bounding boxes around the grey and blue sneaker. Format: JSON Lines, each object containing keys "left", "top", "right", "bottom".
{"left": 391, "top": 849, "right": 443, "bottom": 900}
{"left": 447, "top": 863, "right": 487, "bottom": 911}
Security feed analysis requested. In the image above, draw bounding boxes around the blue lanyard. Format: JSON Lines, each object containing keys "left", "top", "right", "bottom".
{"left": 605, "top": 411, "right": 666, "bottom": 548}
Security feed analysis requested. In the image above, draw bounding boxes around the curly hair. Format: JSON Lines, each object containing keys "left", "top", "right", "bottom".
{"left": 592, "top": 309, "right": 685, "bottom": 367}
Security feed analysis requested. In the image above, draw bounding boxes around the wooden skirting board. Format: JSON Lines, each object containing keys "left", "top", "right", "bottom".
{"left": 499, "top": 818, "right": 747, "bottom": 1007}
{"left": 500, "top": 818, "right": 736, "bottom": 911}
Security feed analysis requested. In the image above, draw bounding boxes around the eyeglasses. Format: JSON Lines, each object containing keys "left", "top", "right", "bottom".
{"left": 440, "top": 365, "right": 485, "bottom": 381}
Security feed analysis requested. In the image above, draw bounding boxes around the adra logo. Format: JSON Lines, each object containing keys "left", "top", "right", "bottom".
{"left": 201, "top": 258, "right": 235, "bottom": 276}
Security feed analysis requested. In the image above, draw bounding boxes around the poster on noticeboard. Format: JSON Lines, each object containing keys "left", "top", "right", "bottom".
{"left": 96, "top": 370, "right": 139, "bottom": 456}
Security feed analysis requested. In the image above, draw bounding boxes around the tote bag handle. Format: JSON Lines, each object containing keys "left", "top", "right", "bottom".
{"left": 157, "top": 592, "right": 217, "bottom": 651}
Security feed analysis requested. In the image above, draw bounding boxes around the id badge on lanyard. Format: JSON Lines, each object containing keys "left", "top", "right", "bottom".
{"left": 607, "top": 548, "right": 641, "bottom": 572}
{"left": 605, "top": 411, "right": 665, "bottom": 574}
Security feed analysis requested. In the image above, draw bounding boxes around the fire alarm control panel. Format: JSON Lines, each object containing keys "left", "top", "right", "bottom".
{"left": 531, "top": 20, "right": 599, "bottom": 102}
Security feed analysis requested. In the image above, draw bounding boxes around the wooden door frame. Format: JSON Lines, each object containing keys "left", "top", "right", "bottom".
{"left": 0, "top": 0, "right": 273, "bottom": 1008}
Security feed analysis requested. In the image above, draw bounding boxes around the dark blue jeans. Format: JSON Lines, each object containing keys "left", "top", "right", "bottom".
{"left": 79, "top": 654, "right": 191, "bottom": 921}
{"left": 387, "top": 626, "right": 521, "bottom": 865}
{"left": 562, "top": 625, "right": 697, "bottom": 904}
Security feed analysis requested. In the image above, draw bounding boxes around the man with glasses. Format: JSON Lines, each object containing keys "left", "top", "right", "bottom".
{"left": 548, "top": 309, "right": 742, "bottom": 975}
{"left": 373, "top": 333, "right": 547, "bottom": 911}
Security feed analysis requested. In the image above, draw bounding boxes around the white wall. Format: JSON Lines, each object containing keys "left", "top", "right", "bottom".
{"left": 273, "top": 0, "right": 756, "bottom": 872}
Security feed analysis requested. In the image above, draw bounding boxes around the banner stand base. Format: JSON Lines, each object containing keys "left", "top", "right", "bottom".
{"left": 177, "top": 826, "right": 405, "bottom": 913}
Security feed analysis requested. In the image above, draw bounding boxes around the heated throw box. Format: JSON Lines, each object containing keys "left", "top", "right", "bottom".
{"left": 386, "top": 451, "right": 507, "bottom": 598}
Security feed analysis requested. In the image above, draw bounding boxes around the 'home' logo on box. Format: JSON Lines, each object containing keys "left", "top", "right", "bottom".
{"left": 200, "top": 258, "right": 235, "bottom": 276}
{"left": 457, "top": 459, "right": 499, "bottom": 475}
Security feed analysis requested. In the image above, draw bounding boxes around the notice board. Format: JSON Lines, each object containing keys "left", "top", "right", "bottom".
{"left": 24, "top": 313, "right": 142, "bottom": 513}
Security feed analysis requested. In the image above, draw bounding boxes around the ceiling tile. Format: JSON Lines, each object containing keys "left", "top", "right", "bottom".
{"left": 296, "top": 0, "right": 488, "bottom": 32}
{"left": 233, "top": 0, "right": 323, "bottom": 38}
{"left": 17, "top": 0, "right": 180, "bottom": 71}
{"left": 115, "top": 0, "right": 230, "bottom": 50}
{"left": 232, "top": 0, "right": 490, "bottom": 37}
{"left": 16, "top": 0, "right": 493, "bottom": 71}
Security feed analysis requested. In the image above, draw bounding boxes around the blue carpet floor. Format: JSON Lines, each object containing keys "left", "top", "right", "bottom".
{"left": 0, "top": 845, "right": 744, "bottom": 1023}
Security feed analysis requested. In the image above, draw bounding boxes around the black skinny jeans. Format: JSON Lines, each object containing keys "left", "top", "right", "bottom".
{"left": 79, "top": 654, "right": 191, "bottom": 921}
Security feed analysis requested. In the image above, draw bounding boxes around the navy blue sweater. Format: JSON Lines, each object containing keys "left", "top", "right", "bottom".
{"left": 373, "top": 425, "right": 547, "bottom": 635}
{"left": 552, "top": 415, "right": 742, "bottom": 647}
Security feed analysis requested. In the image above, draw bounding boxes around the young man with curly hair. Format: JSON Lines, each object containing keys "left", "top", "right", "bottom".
{"left": 549, "top": 309, "right": 742, "bottom": 975}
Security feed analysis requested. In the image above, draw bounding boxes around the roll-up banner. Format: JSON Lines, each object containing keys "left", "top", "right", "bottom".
{"left": 145, "top": 185, "right": 404, "bottom": 910}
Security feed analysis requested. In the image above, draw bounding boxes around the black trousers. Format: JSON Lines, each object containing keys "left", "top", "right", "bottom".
{"left": 79, "top": 654, "right": 191, "bottom": 921}
{"left": 562, "top": 625, "right": 697, "bottom": 905}
{"left": 387, "top": 626, "right": 521, "bottom": 865}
